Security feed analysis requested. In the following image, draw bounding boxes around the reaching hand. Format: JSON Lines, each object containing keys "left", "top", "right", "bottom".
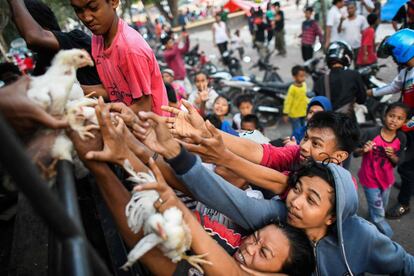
{"left": 180, "top": 120, "right": 229, "bottom": 165}
{"left": 362, "top": 140, "right": 375, "bottom": 153}
{"left": 107, "top": 102, "right": 139, "bottom": 129}
{"left": 161, "top": 100, "right": 209, "bottom": 139}
{"left": 0, "top": 76, "right": 68, "bottom": 136}
{"left": 132, "top": 111, "right": 181, "bottom": 159}
{"left": 282, "top": 136, "right": 297, "bottom": 146}
{"left": 133, "top": 159, "right": 181, "bottom": 213}
{"left": 85, "top": 97, "right": 132, "bottom": 165}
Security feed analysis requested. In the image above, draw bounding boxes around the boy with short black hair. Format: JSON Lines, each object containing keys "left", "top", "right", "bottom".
{"left": 232, "top": 95, "right": 254, "bottom": 130}
{"left": 70, "top": 0, "right": 168, "bottom": 115}
{"left": 241, "top": 114, "right": 262, "bottom": 132}
{"left": 300, "top": 6, "right": 323, "bottom": 61}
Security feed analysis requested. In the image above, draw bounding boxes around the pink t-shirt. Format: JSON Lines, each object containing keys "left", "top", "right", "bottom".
{"left": 260, "top": 144, "right": 301, "bottom": 172}
{"left": 358, "top": 129, "right": 406, "bottom": 190}
{"left": 92, "top": 19, "right": 168, "bottom": 116}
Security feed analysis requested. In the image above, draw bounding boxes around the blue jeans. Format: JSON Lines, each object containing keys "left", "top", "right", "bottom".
{"left": 363, "top": 186, "right": 393, "bottom": 237}
{"left": 289, "top": 117, "right": 305, "bottom": 136}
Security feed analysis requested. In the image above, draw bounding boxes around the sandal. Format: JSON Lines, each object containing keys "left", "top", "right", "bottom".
{"left": 386, "top": 204, "right": 410, "bottom": 219}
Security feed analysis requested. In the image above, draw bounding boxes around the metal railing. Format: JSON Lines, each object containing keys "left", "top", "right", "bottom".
{"left": 0, "top": 114, "right": 111, "bottom": 276}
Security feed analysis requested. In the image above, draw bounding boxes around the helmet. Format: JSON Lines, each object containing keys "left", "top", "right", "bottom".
{"left": 377, "top": 29, "right": 414, "bottom": 65}
{"left": 326, "top": 41, "right": 353, "bottom": 68}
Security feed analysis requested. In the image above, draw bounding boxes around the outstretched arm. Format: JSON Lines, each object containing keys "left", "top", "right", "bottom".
{"left": 8, "top": 0, "right": 60, "bottom": 51}
{"left": 182, "top": 121, "right": 288, "bottom": 194}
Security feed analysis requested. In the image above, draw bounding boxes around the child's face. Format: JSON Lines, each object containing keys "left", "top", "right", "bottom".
{"left": 195, "top": 74, "right": 208, "bottom": 91}
{"left": 71, "top": 0, "right": 118, "bottom": 35}
{"left": 306, "top": 105, "right": 324, "bottom": 121}
{"left": 304, "top": 11, "right": 312, "bottom": 20}
{"left": 384, "top": 107, "right": 407, "bottom": 131}
{"left": 213, "top": 97, "right": 229, "bottom": 117}
{"left": 162, "top": 73, "right": 174, "bottom": 84}
{"left": 293, "top": 70, "right": 306, "bottom": 83}
{"left": 239, "top": 101, "right": 253, "bottom": 116}
{"left": 241, "top": 121, "right": 257, "bottom": 131}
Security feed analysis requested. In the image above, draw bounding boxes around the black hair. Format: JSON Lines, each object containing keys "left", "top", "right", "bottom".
{"left": 332, "top": 0, "right": 344, "bottom": 5}
{"left": 165, "top": 83, "right": 177, "bottom": 104}
{"left": 241, "top": 114, "right": 262, "bottom": 131}
{"left": 213, "top": 95, "right": 231, "bottom": 115}
{"left": 307, "top": 111, "right": 360, "bottom": 154}
{"left": 273, "top": 2, "right": 281, "bottom": 7}
{"left": 288, "top": 160, "right": 336, "bottom": 216}
{"left": 24, "top": 0, "right": 61, "bottom": 31}
{"left": 205, "top": 113, "right": 222, "bottom": 129}
{"left": 385, "top": 102, "right": 410, "bottom": 119}
{"left": 235, "top": 95, "right": 253, "bottom": 108}
{"left": 367, "top": 13, "right": 378, "bottom": 25}
{"left": 305, "top": 6, "right": 314, "bottom": 12}
{"left": 0, "top": 62, "right": 22, "bottom": 85}
{"left": 194, "top": 71, "right": 208, "bottom": 82}
{"left": 291, "top": 65, "right": 306, "bottom": 76}
{"left": 274, "top": 222, "right": 316, "bottom": 276}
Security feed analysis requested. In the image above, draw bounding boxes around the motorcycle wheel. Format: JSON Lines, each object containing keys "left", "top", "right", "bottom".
{"left": 254, "top": 96, "right": 283, "bottom": 127}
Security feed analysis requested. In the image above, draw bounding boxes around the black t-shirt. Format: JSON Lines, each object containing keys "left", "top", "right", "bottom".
{"left": 313, "top": 67, "right": 366, "bottom": 111}
{"left": 275, "top": 11, "right": 285, "bottom": 31}
{"left": 52, "top": 30, "right": 101, "bottom": 85}
{"left": 32, "top": 29, "right": 101, "bottom": 85}
{"left": 392, "top": 2, "right": 414, "bottom": 29}
{"left": 254, "top": 21, "right": 268, "bottom": 43}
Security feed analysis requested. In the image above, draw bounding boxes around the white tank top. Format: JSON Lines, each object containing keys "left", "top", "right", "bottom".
{"left": 213, "top": 21, "right": 229, "bottom": 44}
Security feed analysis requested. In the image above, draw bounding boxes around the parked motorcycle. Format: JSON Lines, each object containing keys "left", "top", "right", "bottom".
{"left": 221, "top": 50, "right": 243, "bottom": 76}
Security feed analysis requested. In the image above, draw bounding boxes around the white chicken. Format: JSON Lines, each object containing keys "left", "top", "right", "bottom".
{"left": 27, "top": 49, "right": 99, "bottom": 176}
{"left": 121, "top": 160, "right": 211, "bottom": 273}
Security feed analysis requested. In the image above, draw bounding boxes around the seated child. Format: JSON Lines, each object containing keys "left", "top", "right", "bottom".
{"left": 232, "top": 95, "right": 254, "bottom": 130}
{"left": 162, "top": 68, "right": 188, "bottom": 102}
{"left": 241, "top": 114, "right": 262, "bottom": 132}
{"left": 209, "top": 95, "right": 238, "bottom": 136}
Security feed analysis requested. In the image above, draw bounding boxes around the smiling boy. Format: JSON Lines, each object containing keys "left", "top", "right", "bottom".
{"left": 70, "top": 0, "right": 168, "bottom": 115}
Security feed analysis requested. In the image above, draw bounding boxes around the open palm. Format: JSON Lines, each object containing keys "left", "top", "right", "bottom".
{"left": 162, "top": 100, "right": 210, "bottom": 138}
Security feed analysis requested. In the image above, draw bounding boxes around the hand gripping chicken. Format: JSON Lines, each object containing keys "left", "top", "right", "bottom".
{"left": 121, "top": 160, "right": 211, "bottom": 273}
{"left": 27, "top": 49, "right": 99, "bottom": 177}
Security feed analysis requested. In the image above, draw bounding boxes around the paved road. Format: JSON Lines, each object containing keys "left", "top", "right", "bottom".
{"left": 187, "top": 1, "right": 414, "bottom": 257}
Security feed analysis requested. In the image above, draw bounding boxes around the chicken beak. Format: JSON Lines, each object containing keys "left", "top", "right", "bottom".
{"left": 157, "top": 223, "right": 168, "bottom": 241}
{"left": 85, "top": 56, "right": 94, "bottom": 67}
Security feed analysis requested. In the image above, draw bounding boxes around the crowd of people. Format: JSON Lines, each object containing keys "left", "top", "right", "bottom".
{"left": 1, "top": 0, "right": 414, "bottom": 275}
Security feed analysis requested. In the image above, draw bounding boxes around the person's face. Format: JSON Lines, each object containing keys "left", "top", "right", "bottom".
{"left": 337, "top": 0, "right": 345, "bottom": 8}
{"left": 274, "top": 5, "right": 280, "bottom": 11}
{"left": 213, "top": 97, "right": 229, "bottom": 117}
{"left": 306, "top": 105, "right": 324, "bottom": 121}
{"left": 239, "top": 101, "right": 253, "bottom": 116}
{"left": 162, "top": 73, "right": 174, "bottom": 84}
{"left": 384, "top": 107, "right": 407, "bottom": 131}
{"left": 299, "top": 128, "right": 348, "bottom": 163}
{"left": 195, "top": 74, "right": 208, "bottom": 91}
{"left": 304, "top": 10, "right": 312, "bottom": 20}
{"left": 71, "top": 0, "right": 118, "bottom": 35}
{"left": 165, "top": 38, "right": 175, "bottom": 49}
{"left": 241, "top": 121, "right": 257, "bottom": 131}
{"left": 215, "top": 15, "right": 221, "bottom": 22}
{"left": 286, "top": 176, "right": 335, "bottom": 232}
{"left": 347, "top": 4, "right": 356, "bottom": 16}
{"left": 293, "top": 70, "right": 306, "bottom": 84}
{"left": 233, "top": 225, "right": 290, "bottom": 273}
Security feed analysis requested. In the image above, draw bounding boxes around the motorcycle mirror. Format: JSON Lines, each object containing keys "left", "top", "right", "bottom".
{"left": 313, "top": 42, "right": 322, "bottom": 52}
{"left": 243, "top": 56, "right": 252, "bottom": 63}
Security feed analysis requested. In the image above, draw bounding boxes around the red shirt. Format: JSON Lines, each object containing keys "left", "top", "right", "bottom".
{"left": 163, "top": 36, "right": 190, "bottom": 80}
{"left": 92, "top": 19, "right": 168, "bottom": 116}
{"left": 260, "top": 144, "right": 301, "bottom": 172}
{"left": 357, "top": 27, "right": 377, "bottom": 66}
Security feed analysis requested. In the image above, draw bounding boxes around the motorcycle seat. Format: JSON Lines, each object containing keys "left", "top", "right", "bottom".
{"left": 257, "top": 81, "right": 292, "bottom": 90}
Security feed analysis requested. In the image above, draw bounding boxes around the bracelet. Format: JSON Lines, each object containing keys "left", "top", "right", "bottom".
{"left": 145, "top": 152, "right": 159, "bottom": 166}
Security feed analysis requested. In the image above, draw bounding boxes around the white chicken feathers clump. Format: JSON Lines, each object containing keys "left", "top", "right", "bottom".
{"left": 121, "top": 160, "right": 211, "bottom": 272}
{"left": 27, "top": 49, "right": 99, "bottom": 176}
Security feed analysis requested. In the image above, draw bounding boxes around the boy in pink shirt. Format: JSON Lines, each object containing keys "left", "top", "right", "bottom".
{"left": 71, "top": 0, "right": 168, "bottom": 116}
